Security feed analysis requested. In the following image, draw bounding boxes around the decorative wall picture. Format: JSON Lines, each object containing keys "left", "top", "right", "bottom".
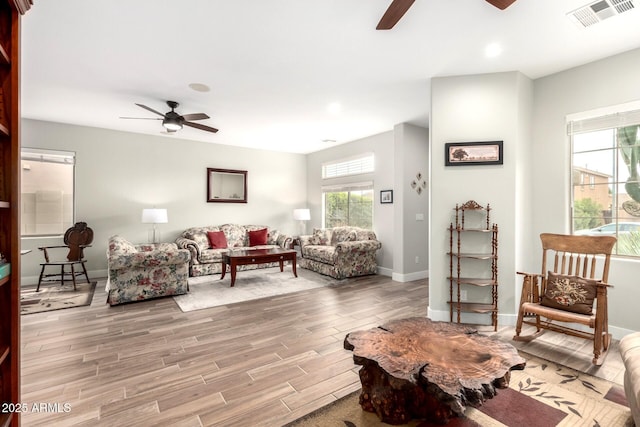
{"left": 380, "top": 190, "right": 393, "bottom": 204}
{"left": 445, "top": 141, "right": 503, "bottom": 166}
{"left": 207, "top": 168, "right": 248, "bottom": 203}
{"left": 411, "top": 172, "right": 427, "bottom": 195}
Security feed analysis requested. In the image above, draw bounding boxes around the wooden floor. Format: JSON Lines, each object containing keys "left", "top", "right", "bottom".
{"left": 20, "top": 271, "right": 626, "bottom": 426}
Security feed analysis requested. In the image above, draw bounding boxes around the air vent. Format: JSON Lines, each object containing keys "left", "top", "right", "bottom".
{"left": 568, "top": 0, "right": 635, "bottom": 27}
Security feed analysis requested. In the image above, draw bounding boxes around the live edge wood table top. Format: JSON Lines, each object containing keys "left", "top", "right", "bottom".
{"left": 344, "top": 317, "right": 526, "bottom": 425}
{"left": 220, "top": 248, "right": 297, "bottom": 287}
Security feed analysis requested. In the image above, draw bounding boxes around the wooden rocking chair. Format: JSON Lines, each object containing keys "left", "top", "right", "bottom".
{"left": 513, "top": 233, "right": 616, "bottom": 365}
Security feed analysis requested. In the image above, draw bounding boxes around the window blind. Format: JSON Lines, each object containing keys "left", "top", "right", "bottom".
{"left": 22, "top": 148, "right": 75, "bottom": 165}
{"left": 322, "top": 153, "right": 374, "bottom": 179}
{"left": 568, "top": 109, "right": 640, "bottom": 135}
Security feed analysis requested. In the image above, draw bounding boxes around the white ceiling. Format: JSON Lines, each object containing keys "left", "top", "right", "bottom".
{"left": 21, "top": 0, "right": 640, "bottom": 154}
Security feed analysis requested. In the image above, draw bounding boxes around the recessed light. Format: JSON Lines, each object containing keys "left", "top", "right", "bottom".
{"left": 188, "top": 83, "right": 210, "bottom": 92}
{"left": 322, "top": 139, "right": 337, "bottom": 143}
{"left": 327, "top": 102, "right": 342, "bottom": 114}
{"left": 484, "top": 43, "right": 503, "bottom": 58}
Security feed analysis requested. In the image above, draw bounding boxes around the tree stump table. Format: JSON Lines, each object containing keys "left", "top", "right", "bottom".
{"left": 344, "top": 317, "right": 526, "bottom": 425}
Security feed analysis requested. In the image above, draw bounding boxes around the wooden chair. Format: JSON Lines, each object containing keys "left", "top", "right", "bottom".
{"left": 513, "top": 233, "right": 616, "bottom": 365}
{"left": 36, "top": 222, "right": 94, "bottom": 292}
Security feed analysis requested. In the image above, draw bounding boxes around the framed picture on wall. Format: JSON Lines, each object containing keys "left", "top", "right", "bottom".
{"left": 445, "top": 141, "right": 503, "bottom": 166}
{"left": 380, "top": 190, "right": 393, "bottom": 204}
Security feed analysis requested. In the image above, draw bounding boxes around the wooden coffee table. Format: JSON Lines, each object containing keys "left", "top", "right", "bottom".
{"left": 345, "top": 317, "right": 526, "bottom": 425}
{"left": 220, "top": 248, "right": 297, "bottom": 287}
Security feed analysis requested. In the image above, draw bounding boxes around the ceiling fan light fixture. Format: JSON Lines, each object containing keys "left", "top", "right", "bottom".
{"left": 162, "top": 117, "right": 183, "bottom": 131}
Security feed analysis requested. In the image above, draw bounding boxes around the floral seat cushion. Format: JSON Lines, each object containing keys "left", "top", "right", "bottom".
{"left": 303, "top": 245, "right": 336, "bottom": 264}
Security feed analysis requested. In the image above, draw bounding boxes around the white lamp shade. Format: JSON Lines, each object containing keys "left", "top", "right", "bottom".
{"left": 142, "top": 208, "right": 168, "bottom": 224}
{"left": 293, "top": 208, "right": 310, "bottom": 221}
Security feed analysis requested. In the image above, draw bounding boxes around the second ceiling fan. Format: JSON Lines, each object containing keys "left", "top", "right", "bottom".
{"left": 377, "top": 0, "right": 518, "bottom": 30}
{"left": 122, "top": 101, "right": 219, "bottom": 134}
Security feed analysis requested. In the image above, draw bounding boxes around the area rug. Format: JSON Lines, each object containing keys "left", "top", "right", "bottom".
{"left": 20, "top": 281, "right": 97, "bottom": 315}
{"left": 285, "top": 352, "right": 633, "bottom": 427}
{"left": 173, "top": 267, "right": 339, "bottom": 312}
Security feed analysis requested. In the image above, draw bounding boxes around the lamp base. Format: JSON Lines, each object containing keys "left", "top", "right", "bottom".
{"left": 148, "top": 227, "right": 161, "bottom": 244}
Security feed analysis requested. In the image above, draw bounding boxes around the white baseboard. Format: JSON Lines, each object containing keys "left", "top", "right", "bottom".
{"left": 391, "top": 270, "right": 428, "bottom": 283}
{"left": 377, "top": 267, "right": 428, "bottom": 282}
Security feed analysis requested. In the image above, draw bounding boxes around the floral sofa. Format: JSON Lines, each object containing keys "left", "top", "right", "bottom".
{"left": 175, "top": 224, "right": 292, "bottom": 277}
{"left": 298, "top": 226, "right": 382, "bottom": 279}
{"left": 106, "top": 235, "right": 191, "bottom": 305}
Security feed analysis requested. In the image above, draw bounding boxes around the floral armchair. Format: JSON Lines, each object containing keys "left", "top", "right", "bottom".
{"left": 298, "top": 226, "right": 381, "bottom": 279}
{"left": 106, "top": 235, "right": 191, "bottom": 306}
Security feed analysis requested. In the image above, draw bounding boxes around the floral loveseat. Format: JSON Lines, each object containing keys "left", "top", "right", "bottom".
{"left": 175, "top": 224, "right": 292, "bottom": 277}
{"left": 298, "top": 226, "right": 382, "bottom": 279}
{"left": 106, "top": 235, "right": 191, "bottom": 305}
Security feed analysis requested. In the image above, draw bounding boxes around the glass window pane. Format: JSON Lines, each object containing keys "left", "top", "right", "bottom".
{"left": 323, "top": 189, "right": 373, "bottom": 229}
{"left": 21, "top": 149, "right": 75, "bottom": 236}
{"left": 571, "top": 121, "right": 640, "bottom": 257}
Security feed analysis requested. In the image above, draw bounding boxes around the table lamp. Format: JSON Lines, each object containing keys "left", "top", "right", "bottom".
{"left": 293, "top": 208, "right": 310, "bottom": 236}
{"left": 142, "top": 208, "right": 168, "bottom": 243}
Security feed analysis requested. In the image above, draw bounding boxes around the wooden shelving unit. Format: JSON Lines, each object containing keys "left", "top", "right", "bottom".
{"left": 447, "top": 200, "right": 499, "bottom": 330}
{"left": 0, "top": 1, "right": 31, "bottom": 425}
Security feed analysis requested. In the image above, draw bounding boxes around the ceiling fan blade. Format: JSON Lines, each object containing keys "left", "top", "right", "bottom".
{"left": 135, "top": 103, "right": 166, "bottom": 117}
{"left": 485, "top": 0, "right": 517, "bottom": 10}
{"left": 184, "top": 121, "right": 219, "bottom": 133}
{"left": 182, "top": 113, "right": 210, "bottom": 121}
{"left": 376, "top": 0, "right": 415, "bottom": 30}
{"left": 119, "top": 117, "right": 162, "bottom": 120}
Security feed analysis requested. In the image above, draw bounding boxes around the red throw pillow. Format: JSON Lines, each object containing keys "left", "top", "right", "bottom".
{"left": 207, "top": 231, "right": 228, "bottom": 249}
{"left": 248, "top": 228, "right": 268, "bottom": 246}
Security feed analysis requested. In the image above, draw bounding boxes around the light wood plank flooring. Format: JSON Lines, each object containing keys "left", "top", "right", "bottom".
{"left": 20, "top": 271, "right": 626, "bottom": 426}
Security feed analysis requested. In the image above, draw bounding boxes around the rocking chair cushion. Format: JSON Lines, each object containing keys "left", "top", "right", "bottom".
{"left": 540, "top": 271, "right": 597, "bottom": 315}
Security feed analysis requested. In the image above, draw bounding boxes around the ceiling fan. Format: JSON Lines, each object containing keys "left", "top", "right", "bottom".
{"left": 376, "top": 0, "right": 517, "bottom": 30}
{"left": 121, "top": 100, "right": 218, "bottom": 134}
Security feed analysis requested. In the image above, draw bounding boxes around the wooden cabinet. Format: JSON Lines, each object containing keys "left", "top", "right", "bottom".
{"left": 1, "top": 1, "right": 31, "bottom": 425}
{"left": 447, "top": 200, "right": 498, "bottom": 330}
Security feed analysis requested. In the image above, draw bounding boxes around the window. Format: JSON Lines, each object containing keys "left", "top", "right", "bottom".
{"left": 569, "top": 108, "right": 640, "bottom": 257}
{"left": 322, "top": 183, "right": 374, "bottom": 228}
{"left": 322, "top": 153, "right": 374, "bottom": 179}
{"left": 21, "top": 148, "right": 75, "bottom": 237}
{"left": 321, "top": 153, "right": 375, "bottom": 228}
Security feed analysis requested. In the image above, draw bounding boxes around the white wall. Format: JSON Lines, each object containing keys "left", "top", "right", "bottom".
{"left": 20, "top": 119, "right": 307, "bottom": 285}
{"left": 306, "top": 131, "right": 395, "bottom": 273}
{"left": 532, "top": 47, "right": 640, "bottom": 335}
{"left": 305, "top": 124, "right": 429, "bottom": 279}
{"left": 429, "top": 47, "right": 640, "bottom": 337}
{"left": 429, "top": 71, "right": 534, "bottom": 326}
{"left": 393, "top": 123, "right": 430, "bottom": 282}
